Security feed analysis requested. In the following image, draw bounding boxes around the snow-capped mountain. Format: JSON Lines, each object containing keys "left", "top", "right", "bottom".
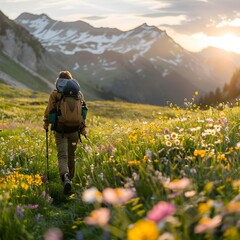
{"left": 5, "top": 12, "right": 240, "bottom": 105}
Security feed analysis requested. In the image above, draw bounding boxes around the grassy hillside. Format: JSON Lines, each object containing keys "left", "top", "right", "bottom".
{"left": 0, "top": 51, "right": 53, "bottom": 93}
{"left": 1, "top": 83, "right": 240, "bottom": 240}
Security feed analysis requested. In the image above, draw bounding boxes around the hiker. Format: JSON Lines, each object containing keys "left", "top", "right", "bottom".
{"left": 43, "top": 71, "right": 87, "bottom": 195}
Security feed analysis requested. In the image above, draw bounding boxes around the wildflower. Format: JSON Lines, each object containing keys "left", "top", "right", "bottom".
{"left": 170, "top": 132, "right": 178, "bottom": 139}
{"left": 147, "top": 201, "right": 176, "bottom": 222}
{"left": 198, "top": 200, "right": 214, "bottom": 214}
{"left": 44, "top": 227, "right": 63, "bottom": 240}
{"left": 0, "top": 158, "right": 4, "bottom": 166}
{"left": 164, "top": 134, "right": 170, "bottom": 140}
{"left": 174, "top": 139, "right": 180, "bottom": 145}
{"left": 127, "top": 219, "right": 159, "bottom": 240}
{"left": 84, "top": 208, "right": 110, "bottom": 227}
{"left": 214, "top": 124, "right": 221, "bottom": 132}
{"left": 158, "top": 232, "right": 175, "bottom": 240}
{"left": 194, "top": 215, "right": 222, "bottom": 233}
{"left": 219, "top": 111, "right": 225, "bottom": 118}
{"left": 128, "top": 160, "right": 140, "bottom": 166}
{"left": 98, "top": 172, "right": 104, "bottom": 180}
{"left": 16, "top": 205, "right": 24, "bottom": 220}
{"left": 103, "top": 187, "right": 135, "bottom": 205}
{"left": 194, "top": 150, "right": 206, "bottom": 158}
{"left": 82, "top": 187, "right": 103, "bottom": 203}
{"left": 145, "top": 149, "right": 152, "bottom": 160}
{"left": 20, "top": 181, "right": 28, "bottom": 190}
{"left": 165, "top": 141, "right": 172, "bottom": 147}
{"left": 164, "top": 178, "right": 191, "bottom": 191}
{"left": 235, "top": 142, "right": 240, "bottom": 150}
{"left": 226, "top": 202, "right": 240, "bottom": 213}
{"left": 204, "top": 182, "right": 213, "bottom": 192}
{"left": 232, "top": 180, "right": 240, "bottom": 189}
{"left": 217, "top": 154, "right": 227, "bottom": 162}
{"left": 28, "top": 204, "right": 39, "bottom": 209}
{"left": 184, "top": 190, "right": 196, "bottom": 198}
{"left": 224, "top": 227, "right": 238, "bottom": 239}
{"left": 89, "top": 164, "right": 94, "bottom": 174}
{"left": 35, "top": 213, "right": 41, "bottom": 223}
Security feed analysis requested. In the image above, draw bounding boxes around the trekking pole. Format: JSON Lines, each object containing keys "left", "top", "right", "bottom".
{"left": 82, "top": 134, "right": 93, "bottom": 145}
{"left": 46, "top": 129, "right": 50, "bottom": 182}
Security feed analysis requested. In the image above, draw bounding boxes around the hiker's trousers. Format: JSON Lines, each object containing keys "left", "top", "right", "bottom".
{"left": 55, "top": 131, "right": 79, "bottom": 180}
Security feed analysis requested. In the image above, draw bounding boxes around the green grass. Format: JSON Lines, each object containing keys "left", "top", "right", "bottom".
{"left": 0, "top": 51, "right": 51, "bottom": 92}
{"left": 1, "top": 84, "right": 240, "bottom": 239}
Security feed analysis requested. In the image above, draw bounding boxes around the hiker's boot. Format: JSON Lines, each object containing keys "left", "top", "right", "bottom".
{"left": 63, "top": 173, "right": 72, "bottom": 195}
{"left": 69, "top": 168, "right": 75, "bottom": 181}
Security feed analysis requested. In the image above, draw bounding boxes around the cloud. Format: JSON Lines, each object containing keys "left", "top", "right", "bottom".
{"left": 140, "top": 0, "right": 240, "bottom": 36}
{"left": 2, "top": 0, "right": 240, "bottom": 40}
{"left": 83, "top": 16, "right": 107, "bottom": 21}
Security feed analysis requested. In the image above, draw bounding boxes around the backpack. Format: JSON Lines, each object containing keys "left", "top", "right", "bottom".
{"left": 55, "top": 78, "right": 85, "bottom": 130}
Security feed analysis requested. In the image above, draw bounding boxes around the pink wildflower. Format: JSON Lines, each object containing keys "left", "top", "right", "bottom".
{"left": 103, "top": 187, "right": 134, "bottom": 205}
{"left": 194, "top": 215, "right": 222, "bottom": 233}
{"left": 28, "top": 204, "right": 39, "bottom": 209}
{"left": 85, "top": 208, "right": 110, "bottom": 227}
{"left": 44, "top": 227, "right": 63, "bottom": 240}
{"left": 147, "top": 201, "right": 176, "bottom": 222}
{"left": 165, "top": 178, "right": 191, "bottom": 191}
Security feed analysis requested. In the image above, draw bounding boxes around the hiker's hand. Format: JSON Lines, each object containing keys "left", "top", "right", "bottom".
{"left": 43, "top": 123, "right": 49, "bottom": 131}
{"left": 81, "top": 128, "right": 87, "bottom": 135}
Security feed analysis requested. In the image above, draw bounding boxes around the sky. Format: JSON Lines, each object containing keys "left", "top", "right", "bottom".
{"left": 1, "top": 0, "right": 240, "bottom": 53}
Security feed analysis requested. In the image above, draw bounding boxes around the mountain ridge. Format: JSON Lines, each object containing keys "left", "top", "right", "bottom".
{"left": 1, "top": 10, "right": 240, "bottom": 105}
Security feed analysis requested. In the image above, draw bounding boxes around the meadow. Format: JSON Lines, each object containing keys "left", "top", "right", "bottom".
{"left": 1, "top": 83, "right": 240, "bottom": 240}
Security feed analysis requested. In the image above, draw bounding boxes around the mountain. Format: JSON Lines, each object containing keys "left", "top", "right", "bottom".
{"left": 198, "top": 47, "right": 240, "bottom": 86}
{"left": 0, "top": 11, "right": 54, "bottom": 92}
{"left": 1, "top": 11, "right": 240, "bottom": 105}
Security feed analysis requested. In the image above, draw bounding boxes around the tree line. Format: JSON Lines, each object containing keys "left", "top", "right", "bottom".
{"left": 198, "top": 68, "right": 240, "bottom": 108}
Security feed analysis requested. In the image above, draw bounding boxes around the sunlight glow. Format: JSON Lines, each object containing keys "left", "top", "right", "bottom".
{"left": 172, "top": 31, "right": 240, "bottom": 54}
{"left": 216, "top": 18, "right": 240, "bottom": 27}
{"left": 208, "top": 33, "right": 240, "bottom": 53}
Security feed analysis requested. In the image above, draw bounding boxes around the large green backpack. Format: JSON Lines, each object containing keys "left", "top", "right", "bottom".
{"left": 49, "top": 78, "right": 87, "bottom": 131}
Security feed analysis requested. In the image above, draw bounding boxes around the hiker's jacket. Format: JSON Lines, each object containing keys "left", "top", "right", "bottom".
{"left": 44, "top": 90, "right": 86, "bottom": 133}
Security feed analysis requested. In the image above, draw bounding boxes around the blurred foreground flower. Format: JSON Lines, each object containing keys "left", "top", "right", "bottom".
{"left": 82, "top": 187, "right": 103, "bottom": 203}
{"left": 103, "top": 187, "right": 135, "bottom": 205}
{"left": 158, "top": 232, "right": 175, "bottom": 240}
{"left": 147, "top": 201, "right": 176, "bottom": 223}
{"left": 85, "top": 208, "right": 110, "bottom": 227}
{"left": 194, "top": 215, "right": 222, "bottom": 233}
{"left": 164, "top": 178, "right": 191, "bottom": 192}
{"left": 226, "top": 201, "right": 240, "bottom": 213}
{"left": 127, "top": 219, "right": 159, "bottom": 240}
{"left": 44, "top": 227, "right": 63, "bottom": 240}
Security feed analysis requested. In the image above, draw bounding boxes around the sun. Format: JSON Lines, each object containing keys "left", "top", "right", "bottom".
{"left": 208, "top": 33, "right": 240, "bottom": 54}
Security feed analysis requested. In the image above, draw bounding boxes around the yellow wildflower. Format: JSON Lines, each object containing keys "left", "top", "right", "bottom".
{"left": 224, "top": 227, "right": 238, "bottom": 239}
{"left": 21, "top": 182, "right": 29, "bottom": 190}
{"left": 217, "top": 154, "right": 227, "bottom": 162}
{"left": 194, "top": 150, "right": 206, "bottom": 158}
{"left": 0, "top": 159, "right": 4, "bottom": 166}
{"left": 128, "top": 160, "right": 141, "bottom": 166}
{"left": 127, "top": 219, "right": 159, "bottom": 240}
{"left": 198, "top": 200, "right": 214, "bottom": 214}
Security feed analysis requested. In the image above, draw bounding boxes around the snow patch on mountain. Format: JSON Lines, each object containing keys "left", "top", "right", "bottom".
{"left": 17, "top": 14, "right": 166, "bottom": 59}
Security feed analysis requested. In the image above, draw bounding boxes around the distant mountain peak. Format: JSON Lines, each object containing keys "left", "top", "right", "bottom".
{"left": 135, "top": 22, "right": 162, "bottom": 32}
{"left": 15, "top": 12, "right": 54, "bottom": 23}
